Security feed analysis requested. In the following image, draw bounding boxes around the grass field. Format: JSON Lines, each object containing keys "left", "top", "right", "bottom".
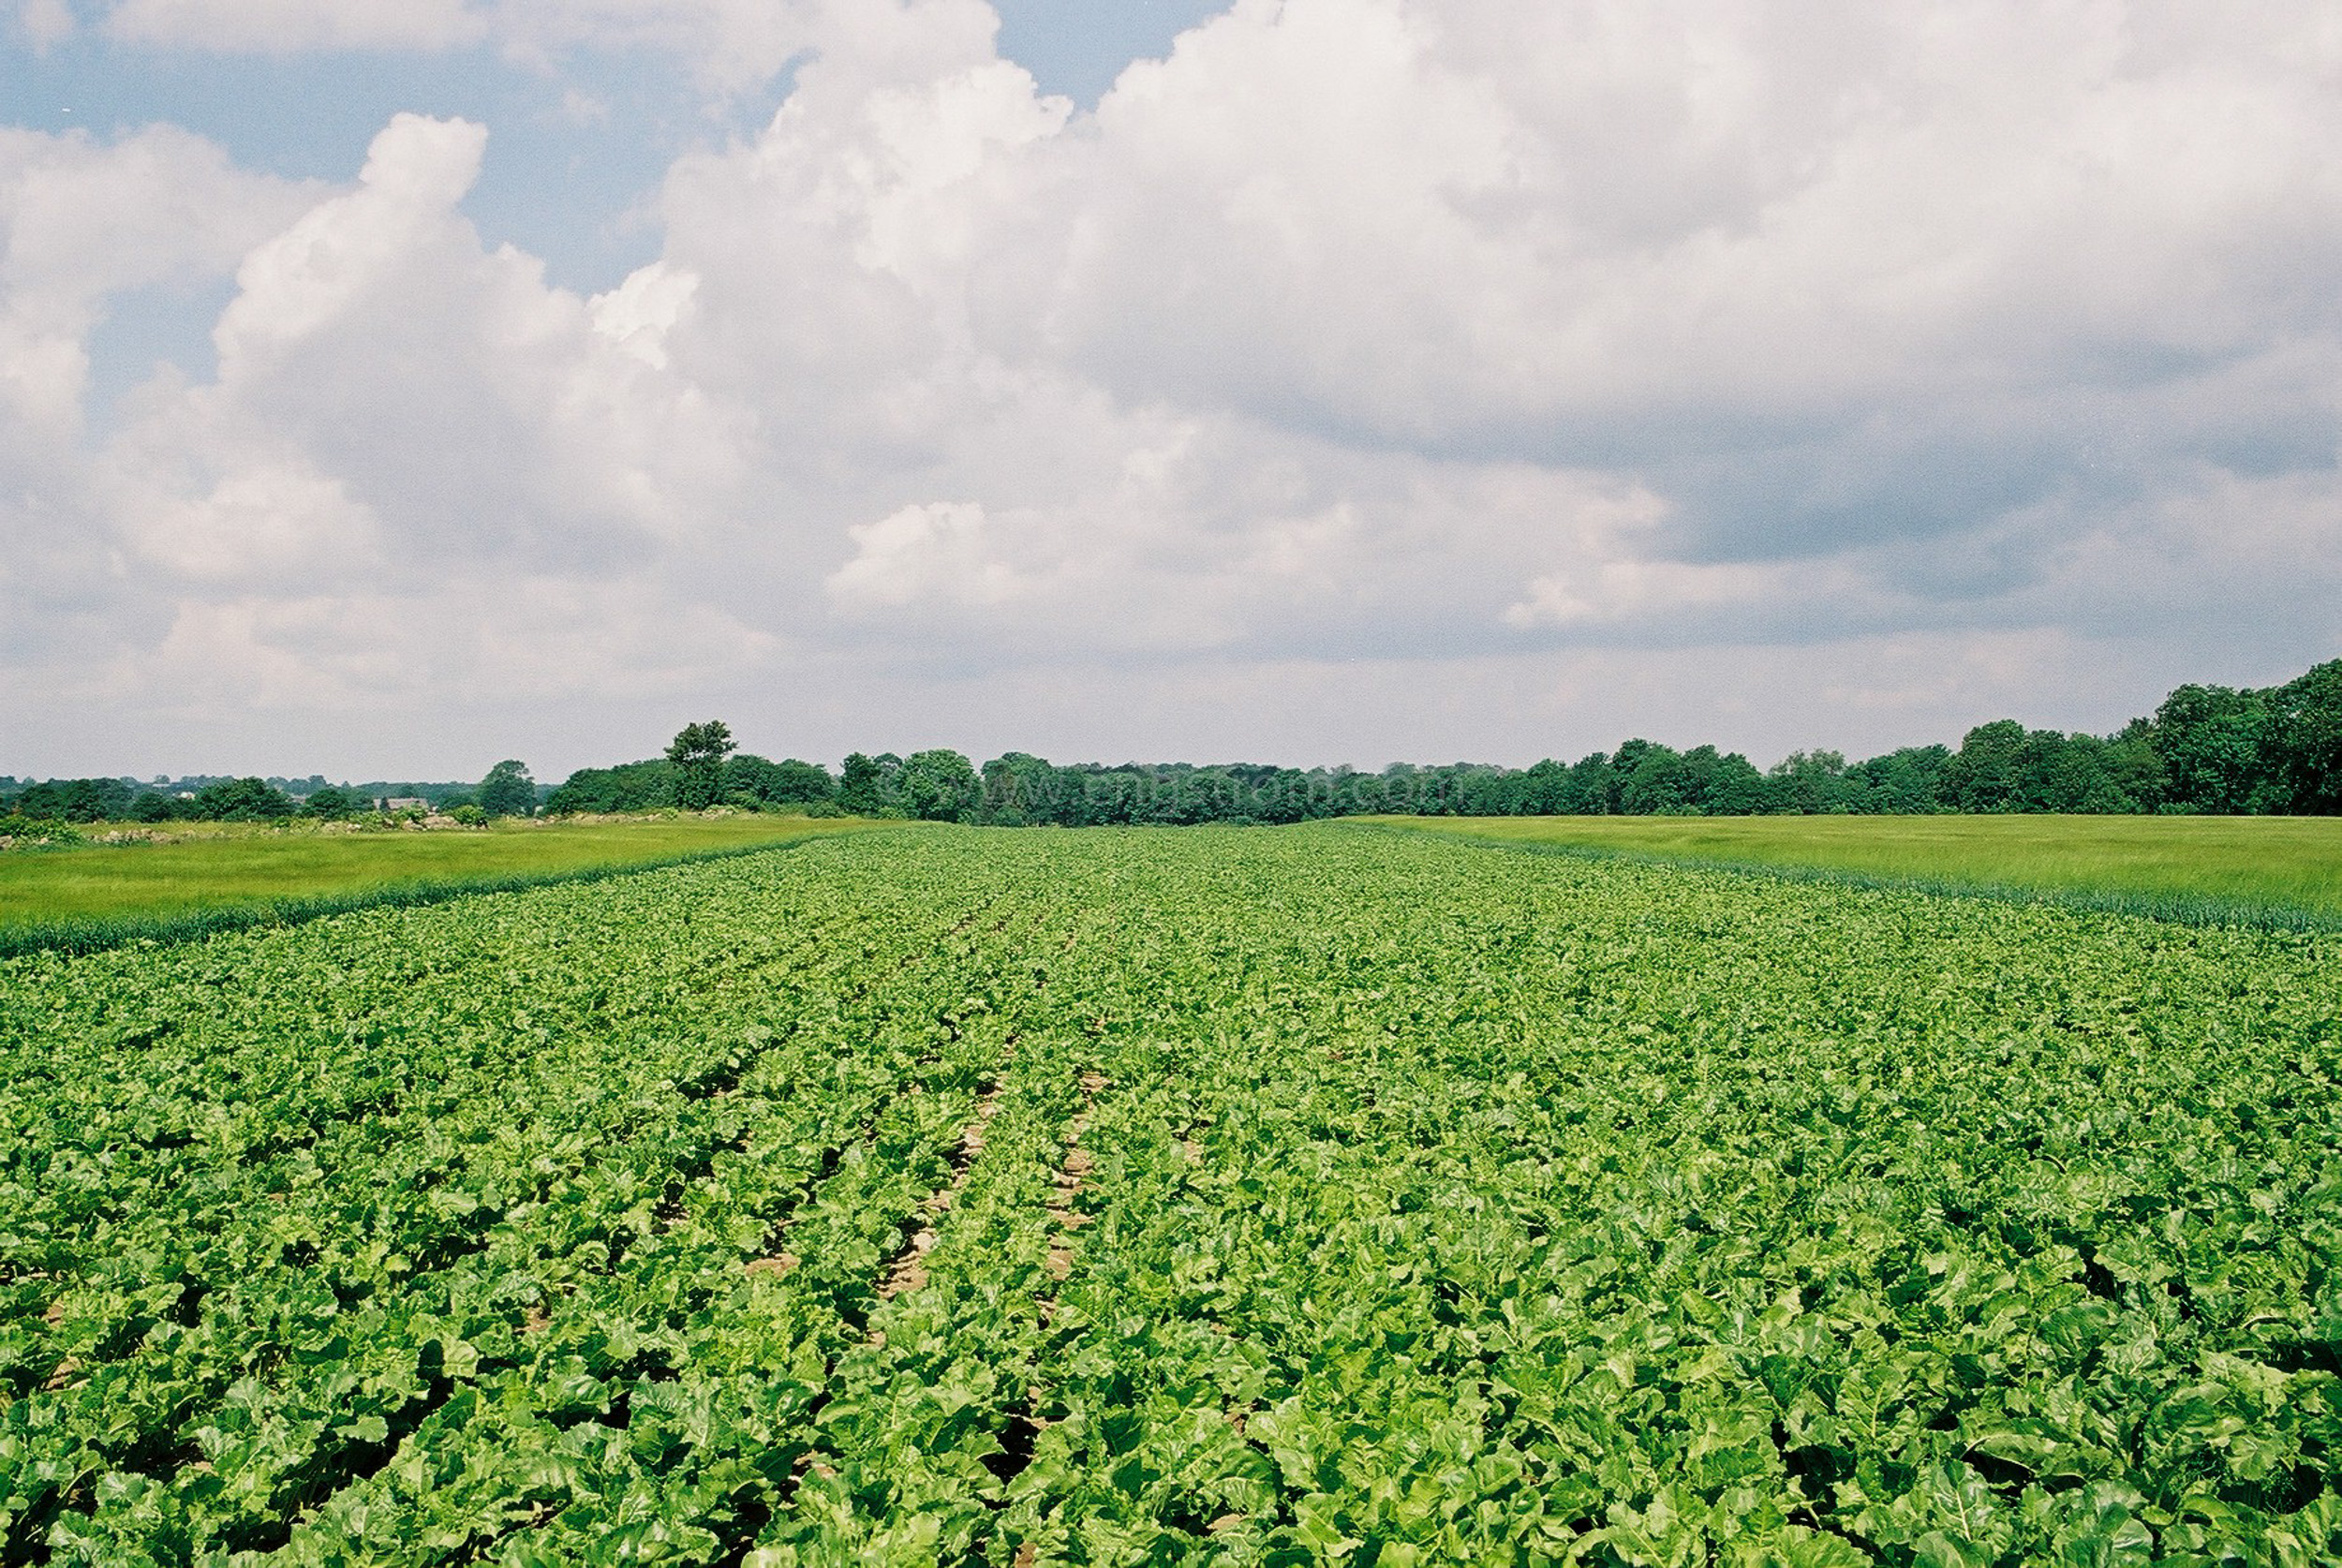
{"left": 1370, "top": 812, "right": 2342, "bottom": 920}
{"left": 6, "top": 824, "right": 2336, "bottom": 1562}
{"left": 0, "top": 814, "right": 876, "bottom": 940}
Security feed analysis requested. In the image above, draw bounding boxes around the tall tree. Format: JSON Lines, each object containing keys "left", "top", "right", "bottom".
{"left": 2268, "top": 659, "right": 2342, "bottom": 813}
{"left": 837, "top": 752, "right": 901, "bottom": 816}
{"left": 2150, "top": 684, "right": 2272, "bottom": 813}
{"left": 666, "top": 721, "right": 737, "bottom": 809}
{"left": 898, "top": 749, "right": 981, "bottom": 821}
{"left": 1767, "top": 750, "right": 1852, "bottom": 815}
{"left": 477, "top": 760, "right": 536, "bottom": 818}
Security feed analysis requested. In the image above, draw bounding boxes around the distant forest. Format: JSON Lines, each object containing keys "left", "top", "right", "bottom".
{"left": 548, "top": 659, "right": 2342, "bottom": 823}
{"left": 0, "top": 775, "right": 489, "bottom": 826}
{"left": 7, "top": 658, "right": 2337, "bottom": 828}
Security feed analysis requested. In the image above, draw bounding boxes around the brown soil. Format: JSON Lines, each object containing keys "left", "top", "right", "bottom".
{"left": 877, "top": 1081, "right": 1006, "bottom": 1301}
{"left": 1043, "top": 1073, "right": 1109, "bottom": 1282}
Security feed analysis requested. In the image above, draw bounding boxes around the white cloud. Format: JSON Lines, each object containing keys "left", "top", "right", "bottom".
{"left": 1, "top": 114, "right": 772, "bottom": 752}
{"left": 827, "top": 500, "right": 1023, "bottom": 611}
{"left": 980, "top": 0, "right": 2342, "bottom": 460}
{"left": 120, "top": 453, "right": 383, "bottom": 584}
{"left": 7, "top": 0, "right": 2342, "bottom": 776}
{"left": 0, "top": 126, "right": 323, "bottom": 706}
{"left": 0, "top": 124, "right": 316, "bottom": 445}
{"left": 157, "top": 113, "right": 754, "bottom": 567}
{"left": 588, "top": 261, "right": 695, "bottom": 369}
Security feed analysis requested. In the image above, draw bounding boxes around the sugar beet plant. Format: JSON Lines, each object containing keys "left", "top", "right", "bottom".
{"left": 2, "top": 826, "right": 2337, "bottom": 1565}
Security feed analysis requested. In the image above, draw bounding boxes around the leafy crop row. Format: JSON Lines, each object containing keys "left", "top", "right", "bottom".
{"left": 4, "top": 826, "right": 2337, "bottom": 1564}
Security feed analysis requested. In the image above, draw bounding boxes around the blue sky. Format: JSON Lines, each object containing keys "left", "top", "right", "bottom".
{"left": 2, "top": 1, "right": 2337, "bottom": 779}
{"left": 8, "top": 1, "right": 1230, "bottom": 413}
{"left": 9, "top": 2, "right": 1229, "bottom": 269}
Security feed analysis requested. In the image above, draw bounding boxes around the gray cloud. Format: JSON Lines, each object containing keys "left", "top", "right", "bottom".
{"left": 3, "top": 0, "right": 2339, "bottom": 777}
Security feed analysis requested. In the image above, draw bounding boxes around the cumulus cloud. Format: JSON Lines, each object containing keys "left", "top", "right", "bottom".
{"left": 1, "top": 112, "right": 772, "bottom": 747}
{"left": 0, "top": 125, "right": 316, "bottom": 443}
{"left": 645, "top": 0, "right": 2340, "bottom": 662}
{"left": 828, "top": 501, "right": 1024, "bottom": 613}
{"left": 0, "top": 125, "right": 323, "bottom": 713}
{"left": 6, "top": 0, "right": 2341, "bottom": 775}
{"left": 1002, "top": 2, "right": 2342, "bottom": 466}
{"left": 141, "top": 112, "right": 754, "bottom": 572}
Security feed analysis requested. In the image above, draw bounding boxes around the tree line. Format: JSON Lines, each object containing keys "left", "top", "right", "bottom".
{"left": 1, "top": 762, "right": 539, "bottom": 825}
{"left": 543, "top": 659, "right": 2341, "bottom": 823}
{"left": 8, "top": 658, "right": 2337, "bottom": 829}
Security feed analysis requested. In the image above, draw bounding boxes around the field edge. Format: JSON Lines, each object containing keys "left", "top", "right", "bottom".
{"left": 1347, "top": 819, "right": 2342, "bottom": 935}
{"left": 0, "top": 830, "right": 869, "bottom": 962}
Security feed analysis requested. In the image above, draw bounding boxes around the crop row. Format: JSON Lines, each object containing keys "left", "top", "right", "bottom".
{"left": 5, "top": 825, "right": 2340, "bottom": 1564}
{"left": 692, "top": 830, "right": 2339, "bottom": 1566}
{"left": 4, "top": 836, "right": 1068, "bottom": 1561}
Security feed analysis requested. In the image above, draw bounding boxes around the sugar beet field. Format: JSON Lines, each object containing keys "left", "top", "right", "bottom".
{"left": 4, "top": 826, "right": 2338, "bottom": 1566}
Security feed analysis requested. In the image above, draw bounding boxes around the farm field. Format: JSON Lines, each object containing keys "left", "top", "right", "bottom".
{"left": 5, "top": 825, "right": 2338, "bottom": 1564}
{"left": 0, "top": 815, "right": 874, "bottom": 946}
{"left": 1371, "top": 814, "right": 2342, "bottom": 922}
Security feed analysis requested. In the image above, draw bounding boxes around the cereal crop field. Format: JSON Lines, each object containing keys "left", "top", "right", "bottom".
{"left": 5, "top": 825, "right": 2337, "bottom": 1565}
{"left": 1372, "top": 815, "right": 2342, "bottom": 925}
{"left": 0, "top": 816, "right": 877, "bottom": 957}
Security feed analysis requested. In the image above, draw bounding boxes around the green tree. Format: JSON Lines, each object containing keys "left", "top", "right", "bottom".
{"left": 665, "top": 721, "right": 737, "bottom": 810}
{"left": 1685, "top": 746, "right": 1769, "bottom": 814}
{"left": 192, "top": 777, "right": 297, "bottom": 821}
{"left": 979, "top": 753, "right": 1068, "bottom": 825}
{"left": 1511, "top": 759, "right": 1574, "bottom": 815}
{"left": 1939, "top": 720, "right": 2029, "bottom": 811}
{"left": 1766, "top": 750, "right": 1852, "bottom": 815}
{"left": 1844, "top": 745, "right": 1952, "bottom": 813}
{"left": 302, "top": 786, "right": 361, "bottom": 820}
{"left": 1618, "top": 744, "right": 1696, "bottom": 814}
{"left": 898, "top": 748, "right": 981, "bottom": 821}
{"left": 837, "top": 752, "right": 901, "bottom": 816}
{"left": 545, "top": 761, "right": 676, "bottom": 814}
{"left": 725, "top": 755, "right": 836, "bottom": 807}
{"left": 1562, "top": 753, "right": 1615, "bottom": 814}
{"left": 477, "top": 760, "right": 536, "bottom": 818}
{"left": 129, "top": 791, "right": 185, "bottom": 823}
{"left": 2268, "top": 659, "right": 2342, "bottom": 813}
{"left": 1605, "top": 741, "right": 1663, "bottom": 813}
{"left": 2150, "top": 685, "right": 2272, "bottom": 813}
{"left": 15, "top": 778, "right": 134, "bottom": 822}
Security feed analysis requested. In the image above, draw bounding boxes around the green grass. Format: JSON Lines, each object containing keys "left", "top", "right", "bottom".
{"left": 1365, "top": 812, "right": 2342, "bottom": 924}
{"left": 0, "top": 815, "right": 883, "bottom": 955}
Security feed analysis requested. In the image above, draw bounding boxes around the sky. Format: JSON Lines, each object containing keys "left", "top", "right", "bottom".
{"left": 2, "top": 0, "right": 2338, "bottom": 783}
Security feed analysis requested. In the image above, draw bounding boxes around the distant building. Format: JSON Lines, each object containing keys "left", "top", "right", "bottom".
{"left": 383, "top": 797, "right": 430, "bottom": 811}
